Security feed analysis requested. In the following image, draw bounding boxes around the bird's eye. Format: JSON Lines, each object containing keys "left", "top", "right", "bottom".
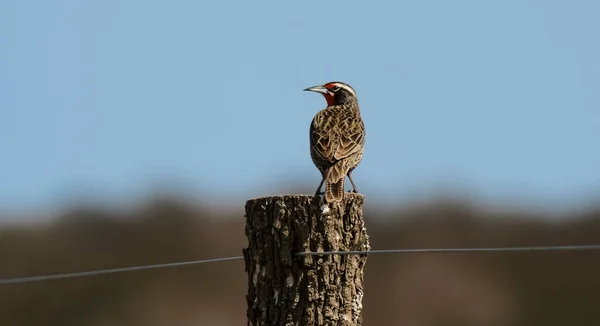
{"left": 330, "top": 86, "right": 340, "bottom": 92}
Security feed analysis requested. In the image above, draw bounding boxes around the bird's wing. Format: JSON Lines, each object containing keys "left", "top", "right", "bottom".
{"left": 310, "top": 107, "right": 365, "bottom": 162}
{"left": 332, "top": 117, "right": 365, "bottom": 161}
{"left": 310, "top": 114, "right": 334, "bottom": 161}
{"left": 310, "top": 111, "right": 337, "bottom": 161}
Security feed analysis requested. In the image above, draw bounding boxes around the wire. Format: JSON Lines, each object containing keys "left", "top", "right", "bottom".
{"left": 295, "top": 244, "right": 600, "bottom": 256}
{"left": 0, "top": 256, "right": 243, "bottom": 285}
{"left": 2, "top": 244, "right": 600, "bottom": 285}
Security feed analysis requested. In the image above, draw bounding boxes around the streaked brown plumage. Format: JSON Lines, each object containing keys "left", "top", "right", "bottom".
{"left": 304, "top": 81, "right": 365, "bottom": 203}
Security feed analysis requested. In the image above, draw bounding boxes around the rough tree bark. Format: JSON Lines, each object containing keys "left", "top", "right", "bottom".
{"left": 243, "top": 193, "right": 370, "bottom": 326}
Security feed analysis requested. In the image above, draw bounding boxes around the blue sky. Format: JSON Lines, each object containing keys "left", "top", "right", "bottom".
{"left": 1, "top": 0, "right": 599, "bottom": 212}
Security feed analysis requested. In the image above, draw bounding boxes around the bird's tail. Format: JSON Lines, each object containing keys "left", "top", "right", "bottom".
{"left": 325, "top": 160, "right": 347, "bottom": 203}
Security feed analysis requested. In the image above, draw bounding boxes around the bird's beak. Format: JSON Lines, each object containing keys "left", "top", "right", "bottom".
{"left": 303, "top": 85, "right": 328, "bottom": 94}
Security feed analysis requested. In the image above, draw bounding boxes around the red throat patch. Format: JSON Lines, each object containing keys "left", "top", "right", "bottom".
{"left": 322, "top": 92, "right": 334, "bottom": 105}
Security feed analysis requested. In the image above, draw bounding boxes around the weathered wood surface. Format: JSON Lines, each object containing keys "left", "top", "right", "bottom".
{"left": 243, "top": 194, "right": 370, "bottom": 326}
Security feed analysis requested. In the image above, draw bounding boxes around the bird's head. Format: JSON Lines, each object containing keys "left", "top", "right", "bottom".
{"left": 303, "top": 81, "right": 357, "bottom": 106}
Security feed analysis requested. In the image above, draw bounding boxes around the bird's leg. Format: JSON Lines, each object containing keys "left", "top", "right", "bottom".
{"left": 347, "top": 171, "right": 359, "bottom": 193}
{"left": 315, "top": 168, "right": 333, "bottom": 196}
{"left": 314, "top": 176, "right": 326, "bottom": 196}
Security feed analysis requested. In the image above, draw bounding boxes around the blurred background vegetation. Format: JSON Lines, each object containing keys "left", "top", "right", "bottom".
{"left": 1, "top": 188, "right": 599, "bottom": 326}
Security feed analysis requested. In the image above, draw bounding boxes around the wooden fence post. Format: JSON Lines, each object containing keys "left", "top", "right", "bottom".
{"left": 243, "top": 194, "right": 370, "bottom": 326}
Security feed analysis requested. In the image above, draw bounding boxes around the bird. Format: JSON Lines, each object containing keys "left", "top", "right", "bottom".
{"left": 304, "top": 81, "right": 365, "bottom": 203}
